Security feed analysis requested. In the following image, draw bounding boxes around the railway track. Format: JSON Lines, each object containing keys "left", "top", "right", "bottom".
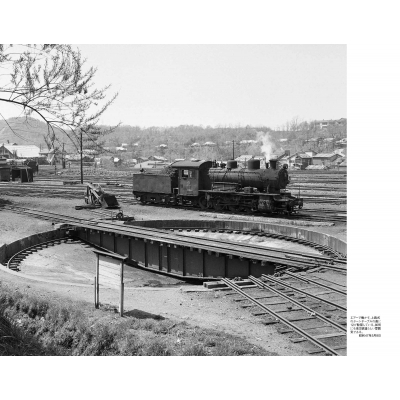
{"left": 0, "top": 183, "right": 347, "bottom": 223}
{"left": 1, "top": 205, "right": 346, "bottom": 271}
{"left": 6, "top": 237, "right": 84, "bottom": 270}
{"left": 167, "top": 226, "right": 346, "bottom": 260}
{"left": 221, "top": 271, "right": 347, "bottom": 355}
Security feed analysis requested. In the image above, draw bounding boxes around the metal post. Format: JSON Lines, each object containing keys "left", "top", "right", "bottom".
{"left": 94, "top": 276, "right": 97, "bottom": 306}
{"left": 80, "top": 129, "right": 83, "bottom": 184}
{"left": 62, "top": 142, "right": 65, "bottom": 169}
{"left": 120, "top": 283, "right": 124, "bottom": 317}
{"left": 120, "top": 261, "right": 124, "bottom": 316}
{"left": 95, "top": 254, "right": 99, "bottom": 308}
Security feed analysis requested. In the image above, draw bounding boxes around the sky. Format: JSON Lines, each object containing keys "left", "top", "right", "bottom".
{"left": 71, "top": 44, "right": 346, "bottom": 129}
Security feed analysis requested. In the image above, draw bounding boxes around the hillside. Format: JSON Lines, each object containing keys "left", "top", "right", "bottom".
{"left": 0, "top": 117, "right": 76, "bottom": 153}
{"left": 100, "top": 122, "right": 347, "bottom": 161}
{"left": 0, "top": 117, "right": 347, "bottom": 161}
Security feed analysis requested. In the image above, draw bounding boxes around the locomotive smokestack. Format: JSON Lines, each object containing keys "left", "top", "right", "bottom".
{"left": 269, "top": 159, "right": 277, "bottom": 170}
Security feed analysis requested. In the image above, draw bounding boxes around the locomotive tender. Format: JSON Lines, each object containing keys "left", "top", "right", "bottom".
{"left": 132, "top": 158, "right": 303, "bottom": 215}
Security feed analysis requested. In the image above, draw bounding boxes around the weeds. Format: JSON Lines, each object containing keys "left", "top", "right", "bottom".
{"left": 0, "top": 281, "right": 268, "bottom": 356}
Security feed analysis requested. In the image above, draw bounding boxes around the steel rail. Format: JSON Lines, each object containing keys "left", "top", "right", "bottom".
{"left": 221, "top": 278, "right": 342, "bottom": 356}
{"left": 284, "top": 271, "right": 347, "bottom": 295}
{"left": 3, "top": 206, "right": 339, "bottom": 269}
{"left": 6, "top": 205, "right": 344, "bottom": 270}
{"left": 6, "top": 237, "right": 77, "bottom": 270}
{"left": 6, "top": 205, "right": 313, "bottom": 268}
{"left": 306, "top": 264, "right": 346, "bottom": 273}
{"left": 172, "top": 230, "right": 336, "bottom": 262}
{"left": 3, "top": 205, "right": 345, "bottom": 271}
{"left": 261, "top": 274, "right": 347, "bottom": 311}
{"left": 1, "top": 182, "right": 347, "bottom": 224}
{"left": 168, "top": 226, "right": 344, "bottom": 259}
{"left": 248, "top": 276, "right": 346, "bottom": 333}
{"left": 306, "top": 275, "right": 347, "bottom": 288}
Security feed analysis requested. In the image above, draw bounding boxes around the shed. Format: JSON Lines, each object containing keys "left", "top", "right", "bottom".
{"left": 290, "top": 153, "right": 313, "bottom": 169}
{"left": 0, "top": 161, "right": 10, "bottom": 181}
{"left": 312, "top": 152, "right": 341, "bottom": 166}
{"left": 11, "top": 166, "right": 33, "bottom": 182}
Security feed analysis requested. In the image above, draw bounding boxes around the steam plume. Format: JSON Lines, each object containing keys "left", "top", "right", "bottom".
{"left": 256, "top": 131, "right": 275, "bottom": 160}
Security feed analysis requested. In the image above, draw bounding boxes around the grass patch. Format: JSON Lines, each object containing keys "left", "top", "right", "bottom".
{"left": 0, "top": 282, "right": 269, "bottom": 356}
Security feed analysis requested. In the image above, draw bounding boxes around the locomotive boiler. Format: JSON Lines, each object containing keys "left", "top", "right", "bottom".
{"left": 132, "top": 158, "right": 303, "bottom": 215}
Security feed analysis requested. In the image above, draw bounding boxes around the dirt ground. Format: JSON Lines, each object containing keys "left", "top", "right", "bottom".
{"left": 0, "top": 195, "right": 347, "bottom": 356}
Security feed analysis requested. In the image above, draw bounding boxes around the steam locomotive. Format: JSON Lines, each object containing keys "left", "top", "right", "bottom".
{"left": 132, "top": 158, "right": 303, "bottom": 215}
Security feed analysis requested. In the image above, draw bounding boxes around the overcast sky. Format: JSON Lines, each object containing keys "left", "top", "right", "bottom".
{"left": 1, "top": 44, "right": 346, "bottom": 129}
{"left": 75, "top": 44, "right": 346, "bottom": 128}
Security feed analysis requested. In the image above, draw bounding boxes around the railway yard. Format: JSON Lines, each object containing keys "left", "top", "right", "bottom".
{"left": 0, "top": 165, "right": 347, "bottom": 356}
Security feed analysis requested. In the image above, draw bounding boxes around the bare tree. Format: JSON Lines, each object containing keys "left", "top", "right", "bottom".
{"left": 0, "top": 44, "right": 118, "bottom": 152}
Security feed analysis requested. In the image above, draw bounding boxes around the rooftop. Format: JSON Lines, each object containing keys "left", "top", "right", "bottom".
{"left": 1, "top": 144, "right": 41, "bottom": 158}
{"left": 314, "top": 152, "right": 338, "bottom": 158}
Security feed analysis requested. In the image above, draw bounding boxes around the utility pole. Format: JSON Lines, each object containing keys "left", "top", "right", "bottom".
{"left": 232, "top": 140, "right": 235, "bottom": 160}
{"left": 62, "top": 142, "right": 65, "bottom": 169}
{"left": 80, "top": 129, "right": 83, "bottom": 184}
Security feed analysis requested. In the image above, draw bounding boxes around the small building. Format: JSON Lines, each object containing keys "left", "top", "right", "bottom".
{"left": 0, "top": 144, "right": 41, "bottom": 159}
{"left": 288, "top": 153, "right": 313, "bottom": 169}
{"left": 148, "top": 155, "right": 167, "bottom": 162}
{"left": 203, "top": 141, "right": 216, "bottom": 147}
{"left": 190, "top": 142, "right": 201, "bottom": 148}
{"left": 334, "top": 148, "right": 346, "bottom": 157}
{"left": 304, "top": 150, "right": 317, "bottom": 157}
{"left": 314, "top": 118, "right": 346, "bottom": 129}
{"left": 0, "top": 157, "right": 10, "bottom": 181}
{"left": 11, "top": 166, "right": 34, "bottom": 182}
{"left": 335, "top": 138, "right": 347, "bottom": 148}
{"left": 133, "top": 160, "right": 169, "bottom": 170}
{"left": 239, "top": 139, "right": 258, "bottom": 144}
{"left": 313, "top": 152, "right": 341, "bottom": 167}
{"left": 235, "top": 154, "right": 254, "bottom": 167}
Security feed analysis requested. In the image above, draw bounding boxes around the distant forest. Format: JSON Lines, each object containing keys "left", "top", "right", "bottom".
{"left": 102, "top": 118, "right": 346, "bottom": 161}
{"left": 0, "top": 117, "right": 346, "bottom": 161}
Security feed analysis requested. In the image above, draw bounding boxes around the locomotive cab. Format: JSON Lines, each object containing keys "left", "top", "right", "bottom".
{"left": 172, "top": 160, "right": 213, "bottom": 197}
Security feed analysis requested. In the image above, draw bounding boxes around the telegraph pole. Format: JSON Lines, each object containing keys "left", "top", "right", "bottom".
{"left": 232, "top": 140, "right": 235, "bottom": 160}
{"left": 62, "top": 142, "right": 65, "bottom": 169}
{"left": 80, "top": 129, "right": 83, "bottom": 184}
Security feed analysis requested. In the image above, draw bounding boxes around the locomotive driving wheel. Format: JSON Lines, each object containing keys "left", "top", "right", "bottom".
{"left": 213, "top": 198, "right": 224, "bottom": 211}
{"left": 198, "top": 196, "right": 208, "bottom": 209}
